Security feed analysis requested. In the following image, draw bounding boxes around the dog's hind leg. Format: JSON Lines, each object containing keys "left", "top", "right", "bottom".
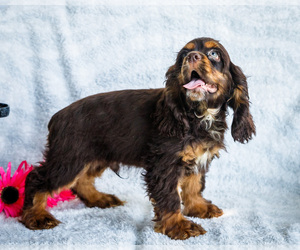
{"left": 21, "top": 159, "right": 88, "bottom": 230}
{"left": 72, "top": 161, "right": 124, "bottom": 208}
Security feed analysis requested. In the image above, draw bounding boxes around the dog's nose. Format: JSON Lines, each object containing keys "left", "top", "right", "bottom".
{"left": 187, "top": 52, "right": 202, "bottom": 63}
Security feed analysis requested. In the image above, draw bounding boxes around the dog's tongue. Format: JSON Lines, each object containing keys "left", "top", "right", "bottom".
{"left": 183, "top": 79, "right": 217, "bottom": 93}
{"left": 183, "top": 79, "right": 205, "bottom": 90}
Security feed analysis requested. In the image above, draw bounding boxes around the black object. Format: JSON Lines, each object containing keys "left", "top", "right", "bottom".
{"left": 0, "top": 103, "right": 10, "bottom": 118}
{"left": 1, "top": 186, "right": 19, "bottom": 204}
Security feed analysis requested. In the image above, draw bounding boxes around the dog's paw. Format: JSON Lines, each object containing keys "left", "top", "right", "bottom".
{"left": 84, "top": 194, "right": 125, "bottom": 209}
{"left": 167, "top": 220, "right": 206, "bottom": 240}
{"left": 154, "top": 213, "right": 206, "bottom": 240}
{"left": 206, "top": 204, "right": 223, "bottom": 218}
{"left": 183, "top": 202, "right": 223, "bottom": 219}
{"left": 21, "top": 210, "right": 61, "bottom": 230}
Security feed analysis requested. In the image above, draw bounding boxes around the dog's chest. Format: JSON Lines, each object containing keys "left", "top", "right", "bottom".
{"left": 179, "top": 143, "right": 222, "bottom": 173}
{"left": 194, "top": 150, "right": 211, "bottom": 169}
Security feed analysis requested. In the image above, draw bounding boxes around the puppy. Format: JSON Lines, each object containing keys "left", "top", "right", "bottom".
{"left": 22, "top": 37, "right": 255, "bottom": 240}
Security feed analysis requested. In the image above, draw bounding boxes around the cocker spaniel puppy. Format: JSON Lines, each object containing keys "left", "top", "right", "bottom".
{"left": 22, "top": 37, "right": 255, "bottom": 240}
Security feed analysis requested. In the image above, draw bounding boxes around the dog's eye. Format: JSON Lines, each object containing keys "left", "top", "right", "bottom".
{"left": 180, "top": 50, "right": 189, "bottom": 59}
{"left": 176, "top": 50, "right": 190, "bottom": 66}
{"left": 208, "top": 50, "right": 220, "bottom": 62}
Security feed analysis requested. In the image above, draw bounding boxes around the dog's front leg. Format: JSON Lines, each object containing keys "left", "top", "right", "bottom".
{"left": 144, "top": 158, "right": 206, "bottom": 240}
{"left": 181, "top": 173, "right": 223, "bottom": 219}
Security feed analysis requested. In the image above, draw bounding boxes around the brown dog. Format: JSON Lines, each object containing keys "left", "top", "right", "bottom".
{"left": 22, "top": 37, "right": 255, "bottom": 240}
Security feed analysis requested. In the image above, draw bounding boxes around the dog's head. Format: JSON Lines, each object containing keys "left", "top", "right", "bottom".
{"left": 165, "top": 37, "right": 256, "bottom": 143}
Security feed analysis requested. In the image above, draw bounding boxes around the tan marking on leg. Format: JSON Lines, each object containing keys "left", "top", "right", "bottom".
{"left": 73, "top": 162, "right": 124, "bottom": 208}
{"left": 181, "top": 174, "right": 223, "bottom": 219}
{"left": 22, "top": 192, "right": 61, "bottom": 230}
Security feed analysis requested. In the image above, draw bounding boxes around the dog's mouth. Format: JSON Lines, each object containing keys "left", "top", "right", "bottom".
{"left": 183, "top": 71, "right": 217, "bottom": 94}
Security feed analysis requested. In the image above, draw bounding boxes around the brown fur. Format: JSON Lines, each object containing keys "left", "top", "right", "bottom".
{"left": 204, "top": 40, "right": 219, "bottom": 48}
{"left": 21, "top": 192, "right": 60, "bottom": 230}
{"left": 21, "top": 37, "right": 255, "bottom": 240}
{"left": 72, "top": 167, "right": 124, "bottom": 208}
{"left": 180, "top": 174, "right": 223, "bottom": 218}
{"left": 154, "top": 210, "right": 207, "bottom": 240}
{"left": 184, "top": 42, "right": 196, "bottom": 50}
{"left": 179, "top": 142, "right": 223, "bottom": 165}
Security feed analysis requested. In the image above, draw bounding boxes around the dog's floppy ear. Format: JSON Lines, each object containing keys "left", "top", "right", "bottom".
{"left": 153, "top": 64, "right": 189, "bottom": 138}
{"left": 228, "top": 62, "right": 256, "bottom": 143}
{"left": 165, "top": 65, "right": 177, "bottom": 87}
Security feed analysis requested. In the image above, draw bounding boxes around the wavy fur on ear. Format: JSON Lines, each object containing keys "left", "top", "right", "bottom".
{"left": 153, "top": 65, "right": 190, "bottom": 138}
{"left": 228, "top": 62, "right": 256, "bottom": 143}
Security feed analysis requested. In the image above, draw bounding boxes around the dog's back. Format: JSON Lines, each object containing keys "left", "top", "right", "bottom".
{"left": 48, "top": 89, "right": 163, "bottom": 169}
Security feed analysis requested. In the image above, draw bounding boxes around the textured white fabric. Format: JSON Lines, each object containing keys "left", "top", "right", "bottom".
{"left": 0, "top": 2, "right": 299, "bottom": 247}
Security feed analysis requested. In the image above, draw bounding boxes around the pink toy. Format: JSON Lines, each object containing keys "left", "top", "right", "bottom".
{"left": 0, "top": 161, "right": 76, "bottom": 217}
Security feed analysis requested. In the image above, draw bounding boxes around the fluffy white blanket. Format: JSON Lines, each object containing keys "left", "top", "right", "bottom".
{"left": 0, "top": 1, "right": 299, "bottom": 248}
